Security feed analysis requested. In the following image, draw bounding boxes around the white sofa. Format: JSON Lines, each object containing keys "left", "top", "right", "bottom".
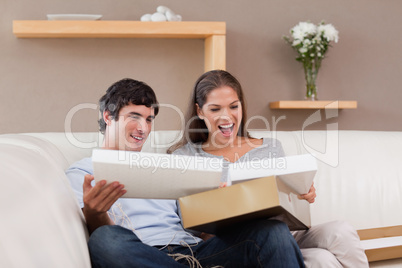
{"left": 1, "top": 130, "right": 402, "bottom": 267}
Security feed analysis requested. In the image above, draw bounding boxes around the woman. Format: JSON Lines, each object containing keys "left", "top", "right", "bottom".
{"left": 170, "top": 70, "right": 369, "bottom": 268}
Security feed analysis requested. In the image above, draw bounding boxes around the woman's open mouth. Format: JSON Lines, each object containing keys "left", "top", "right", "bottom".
{"left": 218, "top": 123, "right": 234, "bottom": 137}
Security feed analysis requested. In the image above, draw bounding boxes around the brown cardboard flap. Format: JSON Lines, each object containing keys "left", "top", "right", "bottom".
{"left": 179, "top": 176, "right": 310, "bottom": 234}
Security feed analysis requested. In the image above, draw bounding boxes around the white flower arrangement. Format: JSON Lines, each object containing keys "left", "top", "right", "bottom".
{"left": 284, "top": 21, "right": 339, "bottom": 100}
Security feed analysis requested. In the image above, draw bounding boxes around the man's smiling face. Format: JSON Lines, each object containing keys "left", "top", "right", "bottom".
{"left": 103, "top": 103, "right": 154, "bottom": 151}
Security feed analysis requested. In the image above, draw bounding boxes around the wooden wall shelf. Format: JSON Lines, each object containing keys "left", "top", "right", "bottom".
{"left": 269, "top": 100, "right": 358, "bottom": 110}
{"left": 12, "top": 20, "right": 226, "bottom": 72}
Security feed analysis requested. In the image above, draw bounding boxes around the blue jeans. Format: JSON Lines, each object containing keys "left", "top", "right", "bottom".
{"left": 88, "top": 219, "right": 304, "bottom": 267}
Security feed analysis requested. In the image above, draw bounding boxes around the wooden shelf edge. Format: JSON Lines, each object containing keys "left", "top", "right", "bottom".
{"left": 358, "top": 225, "right": 402, "bottom": 241}
{"left": 364, "top": 245, "right": 402, "bottom": 263}
{"left": 13, "top": 20, "right": 226, "bottom": 38}
{"left": 269, "top": 100, "right": 358, "bottom": 110}
{"left": 358, "top": 226, "right": 402, "bottom": 262}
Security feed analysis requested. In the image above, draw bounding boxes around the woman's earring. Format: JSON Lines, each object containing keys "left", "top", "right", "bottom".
{"left": 105, "top": 117, "right": 112, "bottom": 125}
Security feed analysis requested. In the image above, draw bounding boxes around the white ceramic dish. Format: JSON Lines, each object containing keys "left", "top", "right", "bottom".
{"left": 47, "top": 14, "right": 103, "bottom": 21}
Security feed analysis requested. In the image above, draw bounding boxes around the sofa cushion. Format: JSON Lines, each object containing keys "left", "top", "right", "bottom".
{"left": 292, "top": 131, "right": 402, "bottom": 230}
{"left": 0, "top": 143, "right": 91, "bottom": 267}
{"left": 248, "top": 130, "right": 302, "bottom": 156}
{"left": 26, "top": 132, "right": 99, "bottom": 168}
{"left": 24, "top": 131, "right": 183, "bottom": 165}
{"left": 0, "top": 134, "right": 69, "bottom": 170}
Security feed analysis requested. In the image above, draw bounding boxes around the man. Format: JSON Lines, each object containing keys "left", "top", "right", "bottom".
{"left": 66, "top": 78, "right": 304, "bottom": 267}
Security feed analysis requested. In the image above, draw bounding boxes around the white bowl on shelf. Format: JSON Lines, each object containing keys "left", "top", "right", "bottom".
{"left": 46, "top": 14, "right": 103, "bottom": 21}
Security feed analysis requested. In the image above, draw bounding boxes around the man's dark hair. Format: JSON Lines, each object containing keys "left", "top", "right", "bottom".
{"left": 98, "top": 78, "right": 159, "bottom": 134}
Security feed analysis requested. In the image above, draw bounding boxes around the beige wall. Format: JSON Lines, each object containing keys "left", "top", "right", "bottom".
{"left": 1, "top": 0, "right": 402, "bottom": 134}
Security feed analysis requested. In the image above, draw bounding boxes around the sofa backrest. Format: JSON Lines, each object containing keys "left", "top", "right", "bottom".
{"left": 20, "top": 131, "right": 184, "bottom": 168}
{"left": 17, "top": 130, "right": 304, "bottom": 168}
{"left": 0, "top": 134, "right": 92, "bottom": 267}
{"left": 2, "top": 130, "right": 402, "bottom": 232}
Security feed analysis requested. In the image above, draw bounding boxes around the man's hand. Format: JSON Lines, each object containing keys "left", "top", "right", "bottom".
{"left": 82, "top": 174, "right": 126, "bottom": 233}
{"left": 298, "top": 182, "right": 316, "bottom": 203}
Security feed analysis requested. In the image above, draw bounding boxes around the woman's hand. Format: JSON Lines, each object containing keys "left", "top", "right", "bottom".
{"left": 82, "top": 174, "right": 126, "bottom": 233}
{"left": 298, "top": 182, "right": 316, "bottom": 203}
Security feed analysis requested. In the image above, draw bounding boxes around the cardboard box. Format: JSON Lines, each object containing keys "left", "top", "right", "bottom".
{"left": 92, "top": 149, "right": 223, "bottom": 199}
{"left": 179, "top": 176, "right": 311, "bottom": 234}
{"left": 228, "top": 154, "right": 317, "bottom": 195}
